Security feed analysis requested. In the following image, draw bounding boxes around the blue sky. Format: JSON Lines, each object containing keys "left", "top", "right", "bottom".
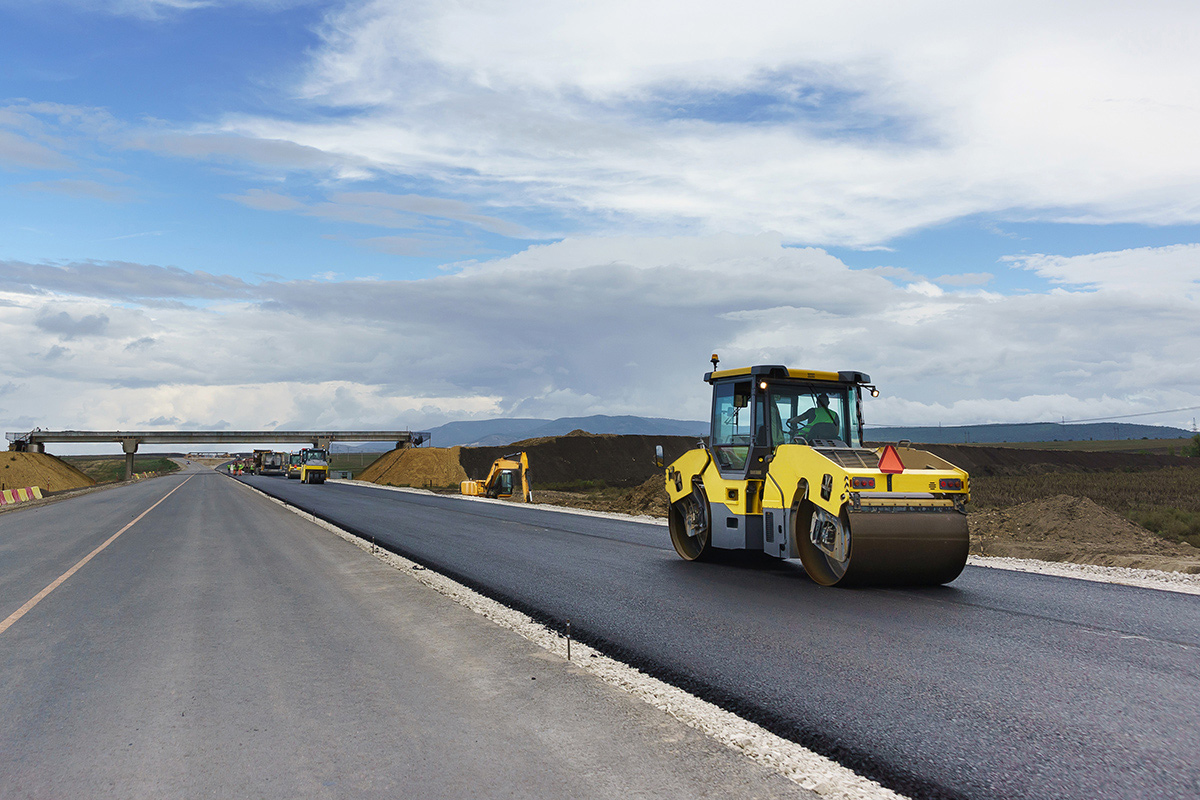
{"left": 2, "top": 0, "right": 1199, "bottom": 437}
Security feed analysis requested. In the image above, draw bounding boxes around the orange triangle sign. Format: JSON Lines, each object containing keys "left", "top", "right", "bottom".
{"left": 878, "top": 444, "right": 905, "bottom": 474}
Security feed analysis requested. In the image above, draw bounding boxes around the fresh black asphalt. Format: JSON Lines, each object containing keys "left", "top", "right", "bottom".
{"left": 243, "top": 474, "right": 1200, "bottom": 800}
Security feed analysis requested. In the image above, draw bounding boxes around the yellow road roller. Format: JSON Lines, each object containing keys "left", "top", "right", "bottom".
{"left": 298, "top": 447, "right": 329, "bottom": 484}
{"left": 656, "top": 358, "right": 969, "bottom": 586}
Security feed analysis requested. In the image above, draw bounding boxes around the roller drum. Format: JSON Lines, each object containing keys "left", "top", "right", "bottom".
{"left": 798, "top": 506, "right": 969, "bottom": 587}
{"left": 842, "top": 510, "right": 969, "bottom": 586}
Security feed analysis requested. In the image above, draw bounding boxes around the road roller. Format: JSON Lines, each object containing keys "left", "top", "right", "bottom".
{"left": 655, "top": 357, "right": 970, "bottom": 586}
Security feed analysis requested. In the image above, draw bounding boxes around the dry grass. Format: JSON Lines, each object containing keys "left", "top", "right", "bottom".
{"left": 971, "top": 466, "right": 1200, "bottom": 547}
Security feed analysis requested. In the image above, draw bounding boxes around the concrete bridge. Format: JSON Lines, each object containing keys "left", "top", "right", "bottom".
{"left": 6, "top": 430, "right": 429, "bottom": 480}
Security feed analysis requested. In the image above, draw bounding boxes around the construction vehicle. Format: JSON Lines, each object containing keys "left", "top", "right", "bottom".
{"left": 259, "top": 451, "right": 286, "bottom": 476}
{"left": 286, "top": 452, "right": 303, "bottom": 480}
{"left": 460, "top": 452, "right": 532, "bottom": 502}
{"left": 297, "top": 447, "right": 329, "bottom": 484}
{"left": 655, "top": 357, "right": 969, "bottom": 586}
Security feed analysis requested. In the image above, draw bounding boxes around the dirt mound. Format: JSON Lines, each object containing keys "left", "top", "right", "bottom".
{"left": 970, "top": 494, "right": 1200, "bottom": 573}
{"left": 359, "top": 446, "right": 469, "bottom": 489}
{"left": 460, "top": 433, "right": 699, "bottom": 488}
{"left": 1, "top": 452, "right": 96, "bottom": 493}
{"left": 625, "top": 474, "right": 670, "bottom": 516}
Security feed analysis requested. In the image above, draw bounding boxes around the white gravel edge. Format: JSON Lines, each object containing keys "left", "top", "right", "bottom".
{"left": 240, "top": 478, "right": 905, "bottom": 800}
{"left": 330, "top": 479, "right": 1200, "bottom": 596}
{"left": 966, "top": 555, "right": 1200, "bottom": 595}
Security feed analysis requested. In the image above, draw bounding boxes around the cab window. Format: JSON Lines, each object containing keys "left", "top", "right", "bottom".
{"left": 711, "top": 380, "right": 752, "bottom": 470}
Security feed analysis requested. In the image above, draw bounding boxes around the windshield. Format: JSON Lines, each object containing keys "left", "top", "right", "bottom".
{"left": 304, "top": 449, "right": 328, "bottom": 463}
{"left": 764, "top": 383, "right": 858, "bottom": 448}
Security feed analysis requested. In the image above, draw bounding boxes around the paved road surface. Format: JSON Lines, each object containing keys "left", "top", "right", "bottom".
{"left": 242, "top": 474, "right": 1200, "bottom": 800}
{"left": 0, "top": 465, "right": 814, "bottom": 799}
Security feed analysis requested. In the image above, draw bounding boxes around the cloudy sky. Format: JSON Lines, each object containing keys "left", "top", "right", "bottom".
{"left": 2, "top": 0, "right": 1199, "bottom": 444}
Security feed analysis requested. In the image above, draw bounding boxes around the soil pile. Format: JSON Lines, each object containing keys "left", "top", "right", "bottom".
{"left": 359, "top": 446, "right": 469, "bottom": 489}
{"left": 970, "top": 494, "right": 1200, "bottom": 573}
{"left": 1, "top": 452, "right": 96, "bottom": 493}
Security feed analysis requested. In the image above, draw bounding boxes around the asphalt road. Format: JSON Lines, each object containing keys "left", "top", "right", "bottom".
{"left": 241, "top": 474, "right": 1200, "bottom": 800}
{"left": 0, "top": 465, "right": 815, "bottom": 799}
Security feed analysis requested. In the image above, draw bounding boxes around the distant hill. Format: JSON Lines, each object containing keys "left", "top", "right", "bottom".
{"left": 866, "top": 421, "right": 1194, "bottom": 445}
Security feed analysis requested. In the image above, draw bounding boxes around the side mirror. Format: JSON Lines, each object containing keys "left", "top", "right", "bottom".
{"left": 653, "top": 445, "right": 665, "bottom": 469}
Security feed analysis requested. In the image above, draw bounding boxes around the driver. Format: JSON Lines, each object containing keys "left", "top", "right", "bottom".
{"left": 789, "top": 393, "right": 840, "bottom": 439}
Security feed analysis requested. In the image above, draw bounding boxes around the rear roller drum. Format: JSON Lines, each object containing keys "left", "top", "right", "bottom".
{"left": 669, "top": 489, "right": 713, "bottom": 561}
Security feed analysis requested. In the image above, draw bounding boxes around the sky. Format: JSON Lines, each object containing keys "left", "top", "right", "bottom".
{"left": 2, "top": 0, "right": 1199, "bottom": 446}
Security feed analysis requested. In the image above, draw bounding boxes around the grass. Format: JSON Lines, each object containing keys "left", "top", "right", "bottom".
{"left": 984, "top": 436, "right": 1200, "bottom": 457}
{"left": 970, "top": 466, "right": 1200, "bottom": 548}
{"left": 63, "top": 455, "right": 183, "bottom": 483}
{"left": 328, "top": 452, "right": 388, "bottom": 478}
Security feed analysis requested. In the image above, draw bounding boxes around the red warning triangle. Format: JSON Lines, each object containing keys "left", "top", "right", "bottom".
{"left": 878, "top": 444, "right": 905, "bottom": 474}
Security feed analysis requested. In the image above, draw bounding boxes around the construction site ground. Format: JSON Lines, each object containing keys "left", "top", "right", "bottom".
{"left": 360, "top": 432, "right": 1200, "bottom": 575}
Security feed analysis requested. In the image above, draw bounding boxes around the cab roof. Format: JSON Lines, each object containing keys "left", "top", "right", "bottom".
{"left": 705, "top": 365, "right": 871, "bottom": 385}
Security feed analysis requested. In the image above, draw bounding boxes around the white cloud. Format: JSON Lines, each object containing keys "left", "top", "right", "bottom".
{"left": 2, "top": 237, "right": 1198, "bottom": 436}
{"left": 179, "top": 0, "right": 1200, "bottom": 246}
{"left": 1006, "top": 244, "right": 1200, "bottom": 298}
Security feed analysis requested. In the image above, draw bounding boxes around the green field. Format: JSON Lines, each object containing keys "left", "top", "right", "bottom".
{"left": 63, "top": 455, "right": 183, "bottom": 483}
{"left": 329, "top": 451, "right": 387, "bottom": 478}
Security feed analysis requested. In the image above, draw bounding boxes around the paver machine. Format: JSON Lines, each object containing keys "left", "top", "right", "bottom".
{"left": 656, "top": 357, "right": 970, "bottom": 586}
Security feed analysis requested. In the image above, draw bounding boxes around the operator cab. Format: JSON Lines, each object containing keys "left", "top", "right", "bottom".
{"left": 706, "top": 365, "right": 870, "bottom": 479}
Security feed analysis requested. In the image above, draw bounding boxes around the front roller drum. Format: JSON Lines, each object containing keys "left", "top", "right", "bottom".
{"left": 797, "top": 507, "right": 969, "bottom": 587}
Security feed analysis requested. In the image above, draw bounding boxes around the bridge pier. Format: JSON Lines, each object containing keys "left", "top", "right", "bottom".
{"left": 121, "top": 438, "right": 140, "bottom": 481}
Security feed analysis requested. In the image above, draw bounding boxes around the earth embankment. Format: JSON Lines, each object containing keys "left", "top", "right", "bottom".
{"left": 1, "top": 452, "right": 96, "bottom": 493}
{"left": 460, "top": 431, "right": 699, "bottom": 488}
{"left": 361, "top": 431, "right": 699, "bottom": 490}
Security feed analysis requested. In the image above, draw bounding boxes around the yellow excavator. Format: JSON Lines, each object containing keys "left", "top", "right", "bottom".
{"left": 655, "top": 357, "right": 969, "bottom": 586}
{"left": 460, "top": 452, "right": 533, "bottom": 502}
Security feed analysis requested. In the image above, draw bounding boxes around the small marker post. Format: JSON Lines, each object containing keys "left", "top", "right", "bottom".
{"left": 567, "top": 620, "right": 572, "bottom": 660}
